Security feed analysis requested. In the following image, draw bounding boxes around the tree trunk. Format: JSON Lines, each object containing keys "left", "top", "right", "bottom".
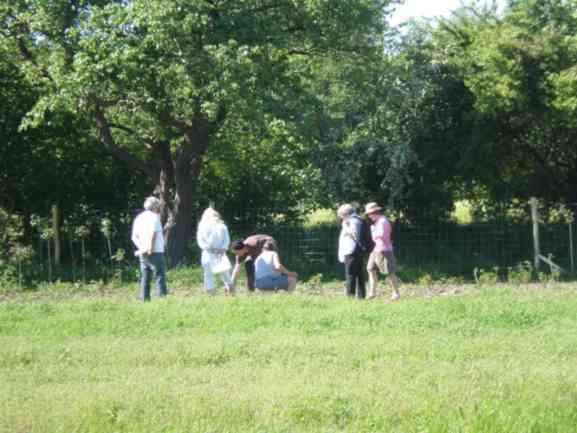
{"left": 164, "top": 184, "right": 196, "bottom": 266}
{"left": 94, "top": 103, "right": 218, "bottom": 267}
{"left": 52, "top": 204, "right": 61, "bottom": 268}
{"left": 155, "top": 121, "right": 211, "bottom": 266}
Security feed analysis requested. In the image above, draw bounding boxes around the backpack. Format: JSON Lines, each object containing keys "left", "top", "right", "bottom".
{"left": 353, "top": 215, "right": 374, "bottom": 252}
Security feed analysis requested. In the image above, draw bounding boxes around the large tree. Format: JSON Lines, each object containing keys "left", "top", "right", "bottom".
{"left": 307, "top": 23, "right": 479, "bottom": 221}
{"left": 434, "top": 0, "right": 577, "bottom": 204}
{"left": 0, "top": 42, "right": 143, "bottom": 222}
{"left": 1, "top": 0, "right": 392, "bottom": 264}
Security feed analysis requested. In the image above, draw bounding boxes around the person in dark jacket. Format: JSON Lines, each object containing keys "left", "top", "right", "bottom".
{"left": 337, "top": 204, "right": 366, "bottom": 299}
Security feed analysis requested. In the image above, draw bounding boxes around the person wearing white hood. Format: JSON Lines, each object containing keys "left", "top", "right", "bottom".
{"left": 196, "top": 208, "right": 235, "bottom": 296}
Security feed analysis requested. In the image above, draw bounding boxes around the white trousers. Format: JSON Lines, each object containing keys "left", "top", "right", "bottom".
{"left": 201, "top": 251, "right": 233, "bottom": 294}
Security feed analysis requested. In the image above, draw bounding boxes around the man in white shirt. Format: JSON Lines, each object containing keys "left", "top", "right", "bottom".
{"left": 131, "top": 196, "right": 168, "bottom": 301}
{"left": 337, "top": 204, "right": 366, "bottom": 299}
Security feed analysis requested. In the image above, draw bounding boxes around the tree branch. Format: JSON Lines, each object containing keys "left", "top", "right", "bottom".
{"left": 93, "top": 106, "right": 154, "bottom": 176}
{"left": 108, "top": 123, "right": 156, "bottom": 150}
{"left": 158, "top": 109, "right": 192, "bottom": 134}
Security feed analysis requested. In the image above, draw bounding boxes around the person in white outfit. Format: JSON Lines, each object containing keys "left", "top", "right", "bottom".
{"left": 196, "top": 208, "right": 235, "bottom": 295}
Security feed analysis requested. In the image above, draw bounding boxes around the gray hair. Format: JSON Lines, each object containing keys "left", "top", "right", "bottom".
{"left": 143, "top": 196, "right": 161, "bottom": 211}
{"left": 337, "top": 203, "right": 355, "bottom": 218}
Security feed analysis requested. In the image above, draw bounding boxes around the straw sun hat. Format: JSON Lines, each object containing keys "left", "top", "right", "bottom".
{"left": 364, "top": 202, "right": 382, "bottom": 215}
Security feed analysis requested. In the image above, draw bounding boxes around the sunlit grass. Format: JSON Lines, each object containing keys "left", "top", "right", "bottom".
{"left": 1, "top": 286, "right": 577, "bottom": 433}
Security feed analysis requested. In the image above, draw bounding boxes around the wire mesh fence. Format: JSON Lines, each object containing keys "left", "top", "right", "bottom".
{"left": 4, "top": 202, "right": 577, "bottom": 285}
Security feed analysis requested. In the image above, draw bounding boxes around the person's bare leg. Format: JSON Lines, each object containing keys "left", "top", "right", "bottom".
{"left": 367, "top": 269, "right": 378, "bottom": 299}
{"left": 389, "top": 273, "right": 400, "bottom": 300}
{"left": 287, "top": 275, "right": 297, "bottom": 291}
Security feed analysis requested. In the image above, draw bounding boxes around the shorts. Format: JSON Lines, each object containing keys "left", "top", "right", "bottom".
{"left": 367, "top": 250, "right": 397, "bottom": 274}
{"left": 255, "top": 274, "right": 290, "bottom": 290}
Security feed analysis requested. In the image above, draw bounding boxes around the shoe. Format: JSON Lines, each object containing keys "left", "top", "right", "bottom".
{"left": 390, "top": 292, "right": 400, "bottom": 301}
{"left": 366, "top": 294, "right": 377, "bottom": 300}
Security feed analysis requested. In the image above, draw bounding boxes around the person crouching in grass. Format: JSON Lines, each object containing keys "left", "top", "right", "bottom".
{"left": 254, "top": 240, "right": 298, "bottom": 292}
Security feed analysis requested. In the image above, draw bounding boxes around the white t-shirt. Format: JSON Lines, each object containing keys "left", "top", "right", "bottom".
{"left": 255, "top": 251, "right": 281, "bottom": 280}
{"left": 131, "top": 210, "right": 165, "bottom": 254}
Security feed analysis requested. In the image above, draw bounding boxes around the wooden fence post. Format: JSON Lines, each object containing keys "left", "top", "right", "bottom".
{"left": 52, "top": 204, "right": 61, "bottom": 268}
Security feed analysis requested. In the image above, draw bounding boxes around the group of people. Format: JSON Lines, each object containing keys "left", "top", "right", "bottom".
{"left": 337, "top": 202, "right": 400, "bottom": 300}
{"left": 196, "top": 207, "right": 298, "bottom": 296}
{"left": 131, "top": 197, "right": 400, "bottom": 302}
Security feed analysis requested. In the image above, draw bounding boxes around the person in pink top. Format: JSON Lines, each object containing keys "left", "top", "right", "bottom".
{"left": 365, "top": 202, "right": 401, "bottom": 300}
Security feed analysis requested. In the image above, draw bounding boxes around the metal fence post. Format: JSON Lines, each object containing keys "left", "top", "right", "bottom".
{"left": 530, "top": 197, "right": 540, "bottom": 270}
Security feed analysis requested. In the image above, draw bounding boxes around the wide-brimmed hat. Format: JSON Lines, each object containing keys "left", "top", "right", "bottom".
{"left": 364, "top": 202, "right": 382, "bottom": 215}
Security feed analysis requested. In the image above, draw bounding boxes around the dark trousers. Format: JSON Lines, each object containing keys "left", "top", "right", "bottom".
{"left": 245, "top": 260, "right": 255, "bottom": 292}
{"left": 139, "top": 253, "right": 168, "bottom": 301}
{"left": 345, "top": 250, "right": 366, "bottom": 299}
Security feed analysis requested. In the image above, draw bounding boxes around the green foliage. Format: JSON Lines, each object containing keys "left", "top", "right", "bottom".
{"left": 303, "top": 209, "right": 337, "bottom": 229}
{"left": 9, "top": 244, "right": 35, "bottom": 264}
{"left": 100, "top": 218, "right": 112, "bottom": 240}
{"left": 300, "top": 273, "right": 325, "bottom": 295}
{"left": 0, "top": 207, "right": 24, "bottom": 246}
{"left": 309, "top": 21, "right": 485, "bottom": 220}
{"left": 0, "top": 208, "right": 32, "bottom": 288}
{"left": 507, "top": 261, "right": 534, "bottom": 285}
{"left": 452, "top": 200, "right": 474, "bottom": 224}
{"left": 0, "top": 51, "right": 144, "bottom": 215}
{"left": 1, "top": 0, "right": 395, "bottom": 263}
{"left": 112, "top": 248, "right": 125, "bottom": 263}
{"left": 473, "top": 266, "right": 501, "bottom": 285}
{"left": 418, "top": 273, "right": 434, "bottom": 287}
{"left": 537, "top": 260, "right": 562, "bottom": 285}
{"left": 3, "top": 0, "right": 577, "bottom": 276}
{"left": 74, "top": 225, "right": 90, "bottom": 240}
{"left": 434, "top": 0, "right": 577, "bottom": 204}
{"left": 548, "top": 204, "right": 575, "bottom": 224}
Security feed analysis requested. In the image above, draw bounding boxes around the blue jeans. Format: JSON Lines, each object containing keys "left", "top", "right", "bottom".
{"left": 255, "top": 274, "right": 289, "bottom": 290}
{"left": 139, "top": 253, "right": 168, "bottom": 301}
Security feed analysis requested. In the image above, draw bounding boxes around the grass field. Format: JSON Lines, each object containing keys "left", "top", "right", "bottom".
{"left": 1, "top": 283, "right": 577, "bottom": 433}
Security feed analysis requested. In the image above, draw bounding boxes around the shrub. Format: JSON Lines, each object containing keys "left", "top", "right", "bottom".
{"left": 507, "top": 261, "right": 533, "bottom": 285}
{"left": 473, "top": 266, "right": 500, "bottom": 285}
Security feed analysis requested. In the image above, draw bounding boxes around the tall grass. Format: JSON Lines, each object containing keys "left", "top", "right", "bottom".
{"left": 1, "top": 286, "right": 577, "bottom": 432}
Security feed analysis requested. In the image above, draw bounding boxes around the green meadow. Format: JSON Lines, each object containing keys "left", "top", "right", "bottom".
{"left": 1, "top": 284, "right": 577, "bottom": 433}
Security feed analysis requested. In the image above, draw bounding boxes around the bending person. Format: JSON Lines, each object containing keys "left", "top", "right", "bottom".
{"left": 196, "top": 208, "right": 235, "bottom": 296}
{"left": 254, "top": 240, "right": 298, "bottom": 292}
{"left": 231, "top": 234, "right": 274, "bottom": 291}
